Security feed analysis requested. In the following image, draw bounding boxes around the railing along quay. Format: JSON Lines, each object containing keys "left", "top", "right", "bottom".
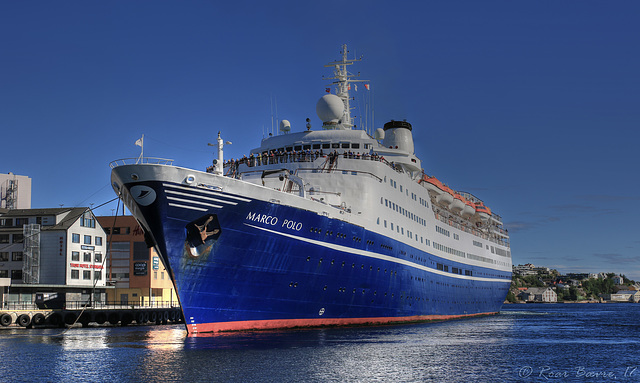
{"left": 0, "top": 301, "right": 183, "bottom": 329}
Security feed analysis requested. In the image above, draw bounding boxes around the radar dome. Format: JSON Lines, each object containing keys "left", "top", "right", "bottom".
{"left": 316, "top": 94, "right": 344, "bottom": 123}
{"left": 279, "top": 120, "right": 291, "bottom": 132}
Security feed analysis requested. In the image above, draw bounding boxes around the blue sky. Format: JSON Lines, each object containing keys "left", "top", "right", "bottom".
{"left": 2, "top": 1, "right": 639, "bottom": 279}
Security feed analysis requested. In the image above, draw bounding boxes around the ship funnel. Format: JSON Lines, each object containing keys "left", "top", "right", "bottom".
{"left": 382, "top": 120, "right": 414, "bottom": 154}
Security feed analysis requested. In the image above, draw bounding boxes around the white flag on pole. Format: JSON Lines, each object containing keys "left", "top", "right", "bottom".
{"left": 135, "top": 136, "right": 143, "bottom": 147}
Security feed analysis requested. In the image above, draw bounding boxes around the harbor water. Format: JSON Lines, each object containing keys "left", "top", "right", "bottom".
{"left": 1, "top": 303, "right": 639, "bottom": 382}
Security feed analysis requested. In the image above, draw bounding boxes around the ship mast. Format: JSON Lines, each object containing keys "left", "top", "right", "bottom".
{"left": 323, "top": 44, "right": 368, "bottom": 130}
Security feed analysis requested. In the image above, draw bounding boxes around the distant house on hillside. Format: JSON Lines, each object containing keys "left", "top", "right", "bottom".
{"left": 519, "top": 287, "right": 557, "bottom": 303}
{"left": 612, "top": 275, "right": 624, "bottom": 285}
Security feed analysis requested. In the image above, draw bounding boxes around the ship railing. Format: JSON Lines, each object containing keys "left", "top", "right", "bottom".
{"left": 223, "top": 151, "right": 404, "bottom": 178}
{"left": 296, "top": 168, "right": 383, "bottom": 182}
{"left": 65, "top": 300, "right": 181, "bottom": 310}
{"left": 2, "top": 300, "right": 181, "bottom": 310}
{"left": 433, "top": 208, "right": 510, "bottom": 248}
{"left": 109, "top": 157, "right": 175, "bottom": 169}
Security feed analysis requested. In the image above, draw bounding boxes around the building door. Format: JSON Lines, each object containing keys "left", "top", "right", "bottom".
{"left": 120, "top": 294, "right": 128, "bottom": 305}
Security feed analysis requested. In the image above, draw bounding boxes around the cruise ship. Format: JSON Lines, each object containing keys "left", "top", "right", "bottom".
{"left": 110, "top": 45, "right": 512, "bottom": 334}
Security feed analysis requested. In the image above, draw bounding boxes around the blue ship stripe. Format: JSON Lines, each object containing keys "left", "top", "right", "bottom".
{"left": 244, "top": 223, "right": 511, "bottom": 283}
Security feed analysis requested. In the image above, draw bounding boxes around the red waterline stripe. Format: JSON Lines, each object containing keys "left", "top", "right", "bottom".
{"left": 187, "top": 312, "right": 497, "bottom": 335}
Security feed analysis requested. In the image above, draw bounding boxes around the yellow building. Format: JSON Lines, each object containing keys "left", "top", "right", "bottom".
{"left": 96, "top": 215, "right": 177, "bottom": 308}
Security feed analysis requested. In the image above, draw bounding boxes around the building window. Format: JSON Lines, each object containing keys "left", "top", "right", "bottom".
{"left": 84, "top": 235, "right": 91, "bottom": 245}
{"left": 95, "top": 253, "right": 102, "bottom": 263}
{"left": 0, "top": 252, "right": 8, "bottom": 261}
{"left": 12, "top": 234, "right": 24, "bottom": 243}
{"left": 0, "top": 234, "right": 8, "bottom": 244}
{"left": 15, "top": 218, "right": 28, "bottom": 226}
{"left": 95, "top": 236, "right": 103, "bottom": 246}
{"left": 83, "top": 270, "right": 91, "bottom": 280}
{"left": 106, "top": 227, "right": 130, "bottom": 235}
{"left": 11, "top": 270, "right": 22, "bottom": 280}
{"left": 12, "top": 252, "right": 23, "bottom": 262}
{"left": 133, "top": 242, "right": 149, "bottom": 261}
{"left": 0, "top": 270, "right": 7, "bottom": 278}
{"left": 83, "top": 252, "right": 91, "bottom": 262}
{"left": 94, "top": 271, "right": 102, "bottom": 280}
{"left": 72, "top": 233, "right": 80, "bottom": 243}
{"left": 80, "top": 212, "right": 95, "bottom": 228}
{"left": 154, "top": 271, "right": 158, "bottom": 280}
{"left": 72, "top": 251, "right": 80, "bottom": 261}
{"left": 161, "top": 272, "right": 164, "bottom": 280}
{"left": 0, "top": 219, "right": 13, "bottom": 227}
{"left": 71, "top": 270, "right": 79, "bottom": 279}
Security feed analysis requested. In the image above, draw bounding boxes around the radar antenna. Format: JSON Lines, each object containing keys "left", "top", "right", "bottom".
{"left": 322, "top": 44, "right": 369, "bottom": 130}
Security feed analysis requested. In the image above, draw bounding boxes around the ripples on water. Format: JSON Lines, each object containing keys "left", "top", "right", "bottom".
{"left": 1, "top": 304, "right": 639, "bottom": 382}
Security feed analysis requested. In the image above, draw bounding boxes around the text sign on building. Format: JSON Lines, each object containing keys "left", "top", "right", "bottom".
{"left": 153, "top": 256, "right": 159, "bottom": 270}
{"left": 70, "top": 263, "right": 103, "bottom": 270}
{"left": 133, "top": 262, "right": 148, "bottom": 276}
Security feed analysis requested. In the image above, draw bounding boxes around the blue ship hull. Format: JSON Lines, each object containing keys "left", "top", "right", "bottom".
{"left": 123, "top": 179, "right": 511, "bottom": 334}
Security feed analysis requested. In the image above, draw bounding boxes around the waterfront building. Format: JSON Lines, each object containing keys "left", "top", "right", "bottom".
{"left": 0, "top": 207, "right": 109, "bottom": 308}
{"left": 601, "top": 290, "right": 640, "bottom": 303}
{"left": 0, "top": 173, "right": 31, "bottom": 210}
{"left": 96, "top": 215, "right": 177, "bottom": 307}
{"left": 519, "top": 287, "right": 557, "bottom": 302}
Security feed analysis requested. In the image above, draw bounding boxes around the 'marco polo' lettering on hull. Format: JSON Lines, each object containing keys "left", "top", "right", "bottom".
{"left": 246, "top": 212, "right": 278, "bottom": 226}
{"left": 245, "top": 212, "right": 302, "bottom": 231}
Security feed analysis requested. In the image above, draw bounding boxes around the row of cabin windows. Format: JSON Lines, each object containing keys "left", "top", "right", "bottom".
{"left": 381, "top": 197, "right": 427, "bottom": 227}
{"left": 437, "top": 263, "right": 474, "bottom": 276}
{"left": 379, "top": 218, "right": 431, "bottom": 248}
{"left": 271, "top": 142, "right": 370, "bottom": 153}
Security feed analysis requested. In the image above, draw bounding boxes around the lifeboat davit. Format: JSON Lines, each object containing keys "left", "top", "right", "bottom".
{"left": 462, "top": 199, "right": 476, "bottom": 218}
{"left": 474, "top": 201, "right": 492, "bottom": 224}
{"left": 450, "top": 193, "right": 465, "bottom": 214}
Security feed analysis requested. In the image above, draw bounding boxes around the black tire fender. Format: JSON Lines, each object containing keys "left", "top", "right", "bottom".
{"left": 17, "top": 314, "right": 31, "bottom": 327}
{"left": 0, "top": 313, "right": 12, "bottom": 326}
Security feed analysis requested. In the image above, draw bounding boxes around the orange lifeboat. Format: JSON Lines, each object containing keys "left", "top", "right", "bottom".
{"left": 451, "top": 193, "right": 465, "bottom": 214}
{"left": 421, "top": 175, "right": 442, "bottom": 198}
{"left": 474, "top": 201, "right": 492, "bottom": 224}
{"left": 422, "top": 176, "right": 453, "bottom": 207}
{"left": 462, "top": 199, "right": 476, "bottom": 218}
